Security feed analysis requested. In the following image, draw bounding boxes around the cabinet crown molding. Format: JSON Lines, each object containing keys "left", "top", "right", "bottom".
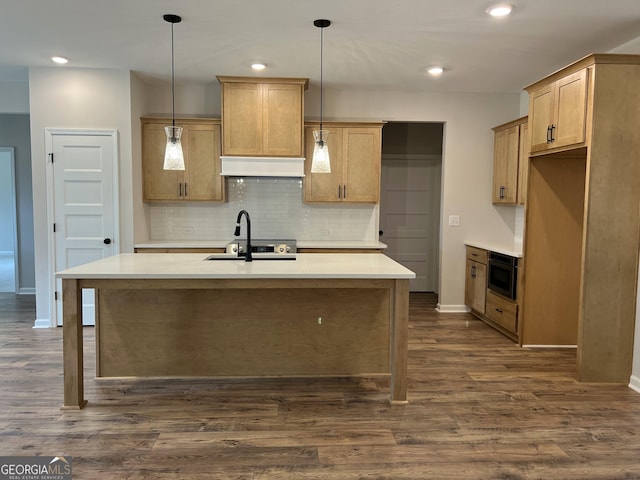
{"left": 524, "top": 53, "right": 640, "bottom": 92}
{"left": 216, "top": 75, "right": 309, "bottom": 89}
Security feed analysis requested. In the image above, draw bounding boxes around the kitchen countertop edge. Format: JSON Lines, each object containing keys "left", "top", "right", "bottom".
{"left": 464, "top": 241, "right": 523, "bottom": 258}
{"left": 57, "top": 253, "right": 414, "bottom": 280}
{"left": 135, "top": 240, "right": 388, "bottom": 250}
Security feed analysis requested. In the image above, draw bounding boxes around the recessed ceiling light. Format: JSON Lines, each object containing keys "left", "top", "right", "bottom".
{"left": 251, "top": 63, "right": 267, "bottom": 71}
{"left": 51, "top": 56, "right": 69, "bottom": 64}
{"left": 427, "top": 66, "right": 444, "bottom": 76}
{"left": 486, "top": 3, "right": 513, "bottom": 17}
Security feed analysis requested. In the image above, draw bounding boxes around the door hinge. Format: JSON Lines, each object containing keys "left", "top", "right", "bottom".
{"left": 48, "top": 153, "right": 54, "bottom": 163}
{"left": 53, "top": 223, "right": 56, "bottom": 233}
{"left": 54, "top": 291, "right": 58, "bottom": 301}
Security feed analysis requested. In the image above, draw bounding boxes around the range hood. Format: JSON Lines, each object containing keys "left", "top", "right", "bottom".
{"left": 220, "top": 156, "right": 305, "bottom": 177}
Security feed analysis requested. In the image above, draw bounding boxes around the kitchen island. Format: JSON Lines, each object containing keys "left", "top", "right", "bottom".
{"left": 57, "top": 253, "right": 415, "bottom": 409}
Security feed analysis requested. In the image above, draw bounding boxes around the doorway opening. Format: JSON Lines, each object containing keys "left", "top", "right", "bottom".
{"left": 0, "top": 147, "right": 18, "bottom": 293}
{"left": 380, "top": 122, "right": 444, "bottom": 293}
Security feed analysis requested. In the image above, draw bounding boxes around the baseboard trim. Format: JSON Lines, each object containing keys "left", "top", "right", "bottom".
{"left": 436, "top": 304, "right": 469, "bottom": 313}
{"left": 522, "top": 344, "right": 577, "bottom": 349}
{"left": 33, "top": 318, "right": 52, "bottom": 329}
{"left": 629, "top": 375, "right": 640, "bottom": 394}
{"left": 18, "top": 288, "right": 35, "bottom": 295}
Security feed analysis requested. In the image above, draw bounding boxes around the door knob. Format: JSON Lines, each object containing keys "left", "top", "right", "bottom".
{"left": 379, "top": 230, "right": 384, "bottom": 236}
{"left": 103, "top": 238, "right": 112, "bottom": 245}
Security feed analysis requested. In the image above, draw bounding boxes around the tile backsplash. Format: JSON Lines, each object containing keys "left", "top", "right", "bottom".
{"left": 149, "top": 177, "right": 379, "bottom": 241}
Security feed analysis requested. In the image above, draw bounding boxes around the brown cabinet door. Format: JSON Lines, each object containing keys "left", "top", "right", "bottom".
{"left": 517, "top": 122, "right": 529, "bottom": 205}
{"left": 529, "top": 83, "right": 555, "bottom": 153}
{"left": 303, "top": 127, "right": 344, "bottom": 202}
{"left": 262, "top": 83, "right": 304, "bottom": 156}
{"left": 142, "top": 118, "right": 225, "bottom": 203}
{"left": 492, "top": 125, "right": 519, "bottom": 204}
{"left": 465, "top": 259, "right": 486, "bottom": 314}
{"left": 553, "top": 69, "right": 588, "bottom": 149}
{"left": 486, "top": 290, "right": 518, "bottom": 334}
{"left": 529, "top": 69, "right": 588, "bottom": 154}
{"left": 184, "top": 124, "right": 225, "bottom": 201}
{"left": 142, "top": 122, "right": 182, "bottom": 201}
{"left": 221, "top": 82, "right": 262, "bottom": 156}
{"left": 342, "top": 127, "right": 382, "bottom": 203}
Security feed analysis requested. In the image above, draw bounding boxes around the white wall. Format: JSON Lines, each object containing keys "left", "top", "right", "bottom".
{"left": 0, "top": 82, "right": 29, "bottom": 114}
{"left": 0, "top": 114, "right": 35, "bottom": 292}
{"left": 28, "top": 67, "right": 134, "bottom": 325}
{"left": 0, "top": 151, "right": 14, "bottom": 252}
{"left": 320, "top": 87, "right": 521, "bottom": 308}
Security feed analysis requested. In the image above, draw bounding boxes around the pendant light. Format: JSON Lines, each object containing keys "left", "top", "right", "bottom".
{"left": 311, "top": 19, "right": 331, "bottom": 173}
{"left": 163, "top": 14, "right": 185, "bottom": 170}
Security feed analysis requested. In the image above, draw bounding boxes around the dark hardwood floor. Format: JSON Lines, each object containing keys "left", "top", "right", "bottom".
{"left": 1, "top": 292, "right": 639, "bottom": 479}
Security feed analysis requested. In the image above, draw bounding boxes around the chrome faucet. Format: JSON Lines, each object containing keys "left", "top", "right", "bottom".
{"left": 234, "top": 210, "right": 252, "bottom": 262}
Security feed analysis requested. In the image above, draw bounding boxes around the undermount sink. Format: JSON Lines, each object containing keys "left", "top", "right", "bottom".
{"left": 204, "top": 254, "right": 296, "bottom": 261}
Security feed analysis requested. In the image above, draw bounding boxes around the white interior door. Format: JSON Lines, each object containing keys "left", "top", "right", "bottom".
{"left": 48, "top": 130, "right": 118, "bottom": 326}
{"left": 380, "top": 154, "right": 441, "bottom": 292}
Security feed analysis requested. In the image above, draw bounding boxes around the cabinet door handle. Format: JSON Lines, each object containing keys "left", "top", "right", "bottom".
{"left": 499, "top": 186, "right": 505, "bottom": 200}
{"left": 343, "top": 185, "right": 347, "bottom": 199}
{"left": 179, "top": 183, "right": 182, "bottom": 197}
{"left": 184, "top": 183, "right": 188, "bottom": 197}
{"left": 338, "top": 185, "right": 341, "bottom": 199}
{"left": 550, "top": 124, "right": 556, "bottom": 142}
{"left": 471, "top": 265, "right": 476, "bottom": 277}
{"left": 546, "top": 125, "right": 552, "bottom": 143}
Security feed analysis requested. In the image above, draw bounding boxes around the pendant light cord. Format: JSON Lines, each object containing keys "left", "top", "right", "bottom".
{"left": 171, "top": 21, "right": 176, "bottom": 129}
{"left": 319, "top": 25, "right": 323, "bottom": 136}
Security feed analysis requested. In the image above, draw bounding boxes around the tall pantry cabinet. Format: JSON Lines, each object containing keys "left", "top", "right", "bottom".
{"left": 521, "top": 54, "right": 640, "bottom": 383}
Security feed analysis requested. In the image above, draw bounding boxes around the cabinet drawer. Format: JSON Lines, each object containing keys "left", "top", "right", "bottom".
{"left": 466, "top": 246, "right": 488, "bottom": 264}
{"left": 486, "top": 290, "right": 518, "bottom": 333}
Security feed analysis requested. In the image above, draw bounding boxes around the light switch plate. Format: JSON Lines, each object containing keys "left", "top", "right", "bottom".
{"left": 448, "top": 215, "right": 460, "bottom": 227}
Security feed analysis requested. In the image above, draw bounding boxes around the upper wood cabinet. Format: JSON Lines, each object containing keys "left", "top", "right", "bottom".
{"left": 492, "top": 116, "right": 528, "bottom": 205}
{"left": 217, "top": 76, "right": 309, "bottom": 157}
{"left": 303, "top": 122, "right": 384, "bottom": 204}
{"left": 528, "top": 69, "right": 588, "bottom": 154}
{"left": 141, "top": 117, "right": 225, "bottom": 202}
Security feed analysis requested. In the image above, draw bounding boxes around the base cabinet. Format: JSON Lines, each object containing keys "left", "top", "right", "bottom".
{"left": 486, "top": 290, "right": 518, "bottom": 334}
{"left": 465, "top": 247, "right": 487, "bottom": 314}
{"left": 464, "top": 245, "right": 519, "bottom": 342}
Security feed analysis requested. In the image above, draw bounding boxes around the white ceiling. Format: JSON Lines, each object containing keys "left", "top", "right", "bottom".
{"left": 1, "top": 0, "right": 640, "bottom": 93}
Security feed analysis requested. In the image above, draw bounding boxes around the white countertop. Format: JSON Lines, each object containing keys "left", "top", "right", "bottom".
{"left": 56, "top": 253, "right": 415, "bottom": 280}
{"left": 464, "top": 241, "right": 523, "bottom": 258}
{"left": 134, "top": 240, "right": 387, "bottom": 250}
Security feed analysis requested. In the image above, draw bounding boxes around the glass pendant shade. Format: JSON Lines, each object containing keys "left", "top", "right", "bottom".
{"left": 311, "top": 129, "right": 331, "bottom": 173}
{"left": 163, "top": 126, "right": 185, "bottom": 170}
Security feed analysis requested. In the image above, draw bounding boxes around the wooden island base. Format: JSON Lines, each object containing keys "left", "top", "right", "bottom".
{"left": 62, "top": 277, "right": 410, "bottom": 409}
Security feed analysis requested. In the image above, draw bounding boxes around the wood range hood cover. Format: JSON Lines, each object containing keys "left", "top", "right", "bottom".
{"left": 220, "top": 156, "right": 305, "bottom": 177}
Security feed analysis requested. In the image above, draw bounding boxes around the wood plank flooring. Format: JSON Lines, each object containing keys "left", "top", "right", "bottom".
{"left": 1, "top": 292, "right": 640, "bottom": 479}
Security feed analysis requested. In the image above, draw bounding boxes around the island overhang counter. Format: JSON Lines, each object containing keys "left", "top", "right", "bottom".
{"left": 57, "top": 253, "right": 415, "bottom": 409}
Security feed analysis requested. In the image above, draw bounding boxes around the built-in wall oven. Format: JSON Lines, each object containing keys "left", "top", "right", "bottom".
{"left": 487, "top": 252, "right": 518, "bottom": 300}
